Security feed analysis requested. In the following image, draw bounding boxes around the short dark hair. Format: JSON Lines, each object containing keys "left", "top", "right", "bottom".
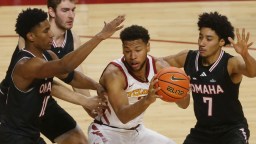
{"left": 197, "top": 11, "right": 234, "bottom": 46}
{"left": 120, "top": 25, "right": 150, "bottom": 44}
{"left": 47, "top": 0, "right": 76, "bottom": 10}
{"left": 15, "top": 8, "right": 48, "bottom": 39}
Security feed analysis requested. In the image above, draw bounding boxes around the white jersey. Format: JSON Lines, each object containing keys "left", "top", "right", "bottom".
{"left": 98, "top": 55, "right": 156, "bottom": 129}
{"left": 88, "top": 55, "right": 175, "bottom": 144}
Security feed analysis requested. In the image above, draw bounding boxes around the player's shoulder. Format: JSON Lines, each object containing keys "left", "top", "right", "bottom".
{"left": 69, "top": 30, "right": 79, "bottom": 40}
{"left": 103, "top": 63, "right": 124, "bottom": 77}
{"left": 154, "top": 58, "right": 171, "bottom": 72}
{"left": 227, "top": 55, "right": 242, "bottom": 69}
{"left": 100, "top": 63, "right": 126, "bottom": 86}
{"left": 70, "top": 30, "right": 81, "bottom": 49}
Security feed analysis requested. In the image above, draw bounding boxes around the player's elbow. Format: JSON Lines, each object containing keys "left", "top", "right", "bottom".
{"left": 60, "top": 62, "right": 76, "bottom": 73}
{"left": 178, "top": 103, "right": 189, "bottom": 109}
{"left": 118, "top": 116, "right": 130, "bottom": 124}
{"left": 176, "top": 96, "right": 190, "bottom": 109}
{"left": 116, "top": 112, "right": 130, "bottom": 124}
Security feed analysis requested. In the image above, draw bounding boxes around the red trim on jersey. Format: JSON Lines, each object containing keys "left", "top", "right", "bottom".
{"left": 106, "top": 106, "right": 111, "bottom": 114}
{"left": 91, "top": 124, "right": 99, "bottom": 130}
{"left": 110, "top": 62, "right": 128, "bottom": 89}
{"left": 102, "top": 113, "right": 110, "bottom": 125}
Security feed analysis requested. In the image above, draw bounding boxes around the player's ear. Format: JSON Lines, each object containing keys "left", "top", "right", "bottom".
{"left": 147, "top": 42, "right": 150, "bottom": 52}
{"left": 48, "top": 7, "right": 55, "bottom": 18}
{"left": 26, "top": 32, "right": 35, "bottom": 42}
{"left": 219, "top": 39, "right": 225, "bottom": 47}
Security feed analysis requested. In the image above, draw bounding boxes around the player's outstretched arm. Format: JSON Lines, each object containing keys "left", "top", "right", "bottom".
{"left": 21, "top": 15, "right": 125, "bottom": 80}
{"left": 51, "top": 80, "right": 106, "bottom": 113}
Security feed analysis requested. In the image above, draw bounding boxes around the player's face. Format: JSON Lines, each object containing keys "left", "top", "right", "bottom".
{"left": 198, "top": 27, "right": 225, "bottom": 59}
{"left": 31, "top": 20, "right": 54, "bottom": 50}
{"left": 122, "top": 39, "right": 149, "bottom": 72}
{"left": 54, "top": 0, "right": 76, "bottom": 30}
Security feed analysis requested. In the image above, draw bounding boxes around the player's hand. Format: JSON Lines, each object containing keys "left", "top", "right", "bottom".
{"left": 228, "top": 28, "right": 253, "bottom": 57}
{"left": 82, "top": 95, "right": 107, "bottom": 117}
{"left": 145, "top": 76, "right": 161, "bottom": 104}
{"left": 96, "top": 15, "right": 125, "bottom": 40}
{"left": 83, "top": 107, "right": 98, "bottom": 118}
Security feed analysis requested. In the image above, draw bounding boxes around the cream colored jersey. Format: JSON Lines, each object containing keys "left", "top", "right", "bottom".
{"left": 98, "top": 55, "right": 156, "bottom": 129}
{"left": 88, "top": 55, "right": 175, "bottom": 144}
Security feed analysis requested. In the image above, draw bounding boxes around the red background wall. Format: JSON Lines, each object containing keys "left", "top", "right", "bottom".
{"left": 0, "top": 0, "right": 249, "bottom": 6}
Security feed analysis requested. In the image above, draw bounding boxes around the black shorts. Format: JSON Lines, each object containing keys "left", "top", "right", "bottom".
{"left": 0, "top": 82, "right": 8, "bottom": 120}
{"left": 40, "top": 97, "right": 77, "bottom": 142}
{"left": 0, "top": 125, "right": 46, "bottom": 144}
{"left": 0, "top": 134, "right": 46, "bottom": 144}
{"left": 183, "top": 123, "right": 250, "bottom": 144}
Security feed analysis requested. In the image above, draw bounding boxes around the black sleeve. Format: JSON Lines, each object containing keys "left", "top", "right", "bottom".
{"left": 184, "top": 50, "right": 194, "bottom": 75}
{"left": 61, "top": 71, "right": 75, "bottom": 84}
{"left": 3, "top": 45, "right": 20, "bottom": 87}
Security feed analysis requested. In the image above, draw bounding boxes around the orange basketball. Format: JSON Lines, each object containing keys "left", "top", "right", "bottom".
{"left": 154, "top": 67, "right": 189, "bottom": 102}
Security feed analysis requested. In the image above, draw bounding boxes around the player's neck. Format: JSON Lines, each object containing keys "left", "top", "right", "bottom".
{"left": 132, "top": 64, "right": 148, "bottom": 82}
{"left": 51, "top": 26, "right": 67, "bottom": 47}
{"left": 24, "top": 44, "right": 45, "bottom": 58}
{"left": 50, "top": 21, "right": 66, "bottom": 40}
{"left": 202, "top": 49, "right": 222, "bottom": 66}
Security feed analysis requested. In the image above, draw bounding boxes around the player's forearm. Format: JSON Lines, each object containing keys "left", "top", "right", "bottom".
{"left": 73, "top": 88, "right": 91, "bottom": 97}
{"left": 59, "top": 35, "right": 104, "bottom": 72}
{"left": 115, "top": 97, "right": 151, "bottom": 124}
{"left": 69, "top": 71, "right": 100, "bottom": 90}
{"left": 51, "top": 82, "right": 89, "bottom": 105}
{"left": 242, "top": 52, "right": 256, "bottom": 77}
{"left": 175, "top": 94, "right": 190, "bottom": 109}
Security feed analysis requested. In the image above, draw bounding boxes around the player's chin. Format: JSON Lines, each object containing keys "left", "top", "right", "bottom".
{"left": 45, "top": 44, "right": 52, "bottom": 50}
{"left": 65, "top": 24, "right": 73, "bottom": 30}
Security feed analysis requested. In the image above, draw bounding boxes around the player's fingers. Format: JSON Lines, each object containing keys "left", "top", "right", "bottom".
{"left": 92, "top": 109, "right": 97, "bottom": 114}
{"left": 248, "top": 42, "right": 253, "bottom": 48}
{"left": 155, "top": 86, "right": 161, "bottom": 92}
{"left": 228, "top": 37, "right": 235, "bottom": 45}
{"left": 187, "top": 75, "right": 191, "bottom": 81}
{"left": 245, "top": 32, "right": 250, "bottom": 43}
{"left": 115, "top": 25, "right": 124, "bottom": 31}
{"left": 236, "top": 28, "right": 241, "bottom": 41}
{"left": 155, "top": 94, "right": 163, "bottom": 99}
{"left": 242, "top": 28, "right": 245, "bottom": 40}
{"left": 151, "top": 77, "right": 158, "bottom": 86}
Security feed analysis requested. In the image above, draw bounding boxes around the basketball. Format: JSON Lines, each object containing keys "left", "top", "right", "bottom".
{"left": 154, "top": 67, "right": 189, "bottom": 102}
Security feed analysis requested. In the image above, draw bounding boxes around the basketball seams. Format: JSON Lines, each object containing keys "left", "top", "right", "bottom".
{"left": 158, "top": 79, "right": 189, "bottom": 90}
{"left": 154, "top": 67, "right": 189, "bottom": 102}
{"left": 158, "top": 89, "right": 180, "bottom": 100}
{"left": 157, "top": 72, "right": 189, "bottom": 80}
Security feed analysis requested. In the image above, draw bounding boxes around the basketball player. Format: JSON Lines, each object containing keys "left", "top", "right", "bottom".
{"left": 47, "top": 0, "right": 91, "bottom": 96}
{"left": 162, "top": 12, "right": 256, "bottom": 144}
{"left": 0, "top": 0, "right": 113, "bottom": 143}
{"left": 0, "top": 8, "right": 124, "bottom": 144}
{"left": 88, "top": 25, "right": 190, "bottom": 144}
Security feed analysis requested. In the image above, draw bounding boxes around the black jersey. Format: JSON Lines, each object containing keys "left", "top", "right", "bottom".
{"left": 3, "top": 50, "right": 53, "bottom": 138}
{"left": 51, "top": 30, "right": 74, "bottom": 58}
{"left": 184, "top": 50, "right": 246, "bottom": 128}
{"left": 1, "top": 46, "right": 20, "bottom": 90}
